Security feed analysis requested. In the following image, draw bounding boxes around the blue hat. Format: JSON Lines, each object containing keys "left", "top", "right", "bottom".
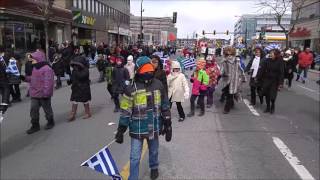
{"left": 135, "top": 56, "right": 151, "bottom": 72}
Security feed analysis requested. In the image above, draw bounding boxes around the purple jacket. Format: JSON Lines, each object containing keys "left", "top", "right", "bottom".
{"left": 26, "top": 62, "right": 54, "bottom": 98}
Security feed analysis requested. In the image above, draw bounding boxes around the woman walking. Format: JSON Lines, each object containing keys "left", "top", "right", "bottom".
{"left": 205, "top": 56, "right": 220, "bottom": 108}
{"left": 187, "top": 58, "right": 209, "bottom": 117}
{"left": 221, "top": 46, "right": 246, "bottom": 114}
{"left": 283, "top": 49, "right": 296, "bottom": 88}
{"left": 257, "top": 49, "right": 284, "bottom": 114}
{"left": 245, "top": 47, "right": 265, "bottom": 105}
{"left": 150, "top": 55, "right": 168, "bottom": 92}
{"left": 68, "top": 56, "right": 92, "bottom": 121}
{"left": 167, "top": 61, "right": 189, "bottom": 122}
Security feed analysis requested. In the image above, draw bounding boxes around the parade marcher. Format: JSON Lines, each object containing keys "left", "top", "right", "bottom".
{"left": 221, "top": 46, "right": 246, "bottom": 114}
{"left": 205, "top": 55, "right": 221, "bottom": 108}
{"left": 187, "top": 58, "right": 209, "bottom": 117}
{"left": 96, "top": 54, "right": 107, "bottom": 83}
{"left": 124, "top": 55, "right": 135, "bottom": 82}
{"left": 105, "top": 55, "right": 116, "bottom": 98}
{"left": 257, "top": 49, "right": 284, "bottom": 114}
{"left": 52, "top": 53, "right": 65, "bottom": 89}
{"left": 283, "top": 49, "right": 296, "bottom": 88}
{"left": 61, "top": 41, "right": 73, "bottom": 85}
{"left": 111, "top": 56, "right": 130, "bottom": 112}
{"left": 68, "top": 56, "right": 92, "bottom": 121}
{"left": 24, "top": 50, "right": 55, "bottom": 134}
{"left": 245, "top": 47, "right": 265, "bottom": 105}
{"left": 150, "top": 55, "right": 168, "bottom": 93}
{"left": 167, "top": 61, "right": 189, "bottom": 121}
{"left": 6, "top": 54, "right": 22, "bottom": 103}
{"left": 0, "top": 47, "right": 10, "bottom": 116}
{"left": 115, "top": 56, "right": 171, "bottom": 180}
{"left": 296, "top": 47, "right": 313, "bottom": 84}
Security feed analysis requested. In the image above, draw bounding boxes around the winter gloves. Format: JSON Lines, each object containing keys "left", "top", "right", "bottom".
{"left": 160, "top": 115, "right": 172, "bottom": 142}
{"left": 115, "top": 125, "right": 127, "bottom": 144}
{"left": 184, "top": 91, "right": 190, "bottom": 100}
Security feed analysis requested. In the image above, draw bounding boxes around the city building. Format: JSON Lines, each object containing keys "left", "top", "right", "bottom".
{"left": 69, "top": 0, "right": 130, "bottom": 46}
{"left": 0, "top": 0, "right": 72, "bottom": 52}
{"left": 130, "top": 16, "right": 177, "bottom": 46}
{"left": 234, "top": 14, "right": 291, "bottom": 46}
{"left": 289, "top": 0, "right": 320, "bottom": 53}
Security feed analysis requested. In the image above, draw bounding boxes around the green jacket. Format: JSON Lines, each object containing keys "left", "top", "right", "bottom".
{"left": 118, "top": 78, "right": 171, "bottom": 140}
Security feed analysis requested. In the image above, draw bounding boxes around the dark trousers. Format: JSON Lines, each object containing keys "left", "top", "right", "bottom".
{"left": 206, "top": 86, "right": 215, "bottom": 105}
{"left": 250, "top": 86, "right": 262, "bottom": 105}
{"left": 30, "top": 98, "right": 54, "bottom": 124}
{"left": 113, "top": 93, "right": 120, "bottom": 109}
{"left": 107, "top": 84, "right": 113, "bottom": 98}
{"left": 56, "top": 75, "right": 62, "bottom": 86}
{"left": 170, "top": 100, "right": 185, "bottom": 119}
{"left": 223, "top": 85, "right": 234, "bottom": 112}
{"left": 190, "top": 94, "right": 204, "bottom": 112}
{"left": 0, "top": 84, "right": 10, "bottom": 104}
{"left": 9, "top": 84, "right": 21, "bottom": 101}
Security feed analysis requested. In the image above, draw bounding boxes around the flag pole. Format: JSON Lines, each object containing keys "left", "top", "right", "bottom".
{"left": 81, "top": 130, "right": 128, "bottom": 166}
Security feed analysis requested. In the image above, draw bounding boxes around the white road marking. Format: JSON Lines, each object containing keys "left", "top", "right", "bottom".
{"left": 243, "top": 99, "right": 260, "bottom": 116}
{"left": 297, "top": 85, "right": 318, "bottom": 93}
{"left": 108, "top": 122, "right": 116, "bottom": 126}
{"left": 272, "top": 137, "right": 315, "bottom": 180}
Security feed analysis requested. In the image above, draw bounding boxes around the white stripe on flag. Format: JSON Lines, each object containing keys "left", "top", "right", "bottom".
{"left": 102, "top": 149, "right": 116, "bottom": 175}
{"left": 96, "top": 153, "right": 109, "bottom": 175}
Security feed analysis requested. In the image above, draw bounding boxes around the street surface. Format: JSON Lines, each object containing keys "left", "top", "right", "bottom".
{"left": 1, "top": 57, "right": 319, "bottom": 180}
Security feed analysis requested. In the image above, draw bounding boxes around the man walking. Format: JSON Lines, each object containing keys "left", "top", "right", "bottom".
{"left": 296, "top": 47, "right": 314, "bottom": 84}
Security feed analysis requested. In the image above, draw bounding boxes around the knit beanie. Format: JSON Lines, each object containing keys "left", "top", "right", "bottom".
{"left": 31, "top": 50, "right": 46, "bottom": 62}
{"left": 135, "top": 56, "right": 152, "bottom": 73}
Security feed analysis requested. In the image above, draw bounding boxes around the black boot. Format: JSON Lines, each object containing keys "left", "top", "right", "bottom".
{"left": 198, "top": 111, "right": 205, "bottom": 116}
{"left": 259, "top": 96, "right": 264, "bottom": 104}
{"left": 150, "top": 169, "right": 159, "bottom": 180}
{"left": 45, "top": 119, "right": 55, "bottom": 130}
{"left": 270, "top": 101, "right": 275, "bottom": 114}
{"left": 26, "top": 123, "right": 40, "bottom": 134}
{"left": 264, "top": 104, "right": 270, "bottom": 113}
{"left": 187, "top": 111, "right": 195, "bottom": 117}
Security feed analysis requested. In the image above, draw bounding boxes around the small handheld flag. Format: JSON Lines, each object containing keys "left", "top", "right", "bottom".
{"left": 81, "top": 145, "right": 122, "bottom": 180}
{"left": 182, "top": 58, "right": 196, "bottom": 69}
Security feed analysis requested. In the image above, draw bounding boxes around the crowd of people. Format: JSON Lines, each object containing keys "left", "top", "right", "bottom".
{"left": 0, "top": 40, "right": 319, "bottom": 179}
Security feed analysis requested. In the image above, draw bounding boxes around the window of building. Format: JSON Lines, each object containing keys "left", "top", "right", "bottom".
{"left": 83, "top": 0, "right": 87, "bottom": 11}
{"left": 95, "top": 1, "right": 98, "bottom": 15}
{"left": 73, "top": 0, "right": 77, "bottom": 8}
{"left": 88, "top": 0, "right": 91, "bottom": 13}
{"left": 100, "top": 3, "right": 103, "bottom": 16}
{"left": 78, "top": 0, "right": 82, "bottom": 9}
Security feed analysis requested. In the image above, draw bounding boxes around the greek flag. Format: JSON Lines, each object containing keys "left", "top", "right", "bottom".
{"left": 182, "top": 58, "right": 196, "bottom": 69}
{"left": 81, "top": 147, "right": 122, "bottom": 180}
{"left": 6, "top": 58, "right": 20, "bottom": 76}
{"left": 161, "top": 55, "right": 170, "bottom": 69}
{"left": 265, "top": 43, "right": 281, "bottom": 51}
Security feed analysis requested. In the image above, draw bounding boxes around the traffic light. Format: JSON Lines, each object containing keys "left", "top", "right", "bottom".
{"left": 202, "top": 30, "right": 205, "bottom": 35}
{"left": 172, "top": 12, "right": 177, "bottom": 23}
{"left": 213, "top": 30, "right": 216, "bottom": 35}
{"left": 226, "top": 30, "right": 229, "bottom": 35}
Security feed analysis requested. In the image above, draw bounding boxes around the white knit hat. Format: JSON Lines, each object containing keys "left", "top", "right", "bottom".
{"left": 171, "top": 61, "right": 181, "bottom": 70}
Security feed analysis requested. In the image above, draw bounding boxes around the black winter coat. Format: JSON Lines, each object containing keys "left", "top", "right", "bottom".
{"left": 52, "top": 56, "right": 65, "bottom": 76}
{"left": 111, "top": 65, "right": 129, "bottom": 94}
{"left": 61, "top": 46, "right": 73, "bottom": 66}
{"left": 283, "top": 58, "right": 296, "bottom": 80}
{"left": 154, "top": 68, "right": 168, "bottom": 93}
{"left": 70, "top": 57, "right": 91, "bottom": 102}
{"left": 245, "top": 56, "right": 265, "bottom": 87}
{"left": 257, "top": 58, "right": 284, "bottom": 100}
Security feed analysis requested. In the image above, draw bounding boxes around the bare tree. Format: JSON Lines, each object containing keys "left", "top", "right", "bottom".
{"left": 36, "top": 0, "right": 54, "bottom": 61}
{"left": 256, "top": 0, "right": 304, "bottom": 48}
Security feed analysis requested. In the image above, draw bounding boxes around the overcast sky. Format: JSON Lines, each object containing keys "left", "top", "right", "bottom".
{"left": 130, "top": 0, "right": 259, "bottom": 39}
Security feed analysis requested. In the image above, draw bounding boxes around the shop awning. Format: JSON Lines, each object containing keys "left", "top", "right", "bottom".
{"left": 0, "top": 0, "right": 72, "bottom": 24}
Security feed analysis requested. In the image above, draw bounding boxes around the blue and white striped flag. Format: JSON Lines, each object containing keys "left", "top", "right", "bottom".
{"left": 182, "top": 58, "right": 196, "bottom": 69}
{"left": 6, "top": 58, "right": 20, "bottom": 76}
{"left": 265, "top": 43, "right": 281, "bottom": 51}
{"left": 161, "top": 55, "right": 170, "bottom": 69}
{"left": 81, "top": 147, "right": 122, "bottom": 180}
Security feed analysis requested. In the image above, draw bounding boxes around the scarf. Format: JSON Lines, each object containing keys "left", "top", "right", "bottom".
{"left": 250, "top": 56, "right": 260, "bottom": 78}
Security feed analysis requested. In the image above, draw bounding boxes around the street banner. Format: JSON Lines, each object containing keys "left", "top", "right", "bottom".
{"left": 201, "top": 47, "right": 206, "bottom": 54}
{"left": 208, "top": 48, "right": 215, "bottom": 55}
{"left": 81, "top": 146, "right": 122, "bottom": 180}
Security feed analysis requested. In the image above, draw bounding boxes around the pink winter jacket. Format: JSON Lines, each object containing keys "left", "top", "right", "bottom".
{"left": 26, "top": 62, "right": 54, "bottom": 98}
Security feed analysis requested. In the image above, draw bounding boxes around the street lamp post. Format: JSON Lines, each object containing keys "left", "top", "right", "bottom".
{"left": 140, "top": 0, "right": 143, "bottom": 47}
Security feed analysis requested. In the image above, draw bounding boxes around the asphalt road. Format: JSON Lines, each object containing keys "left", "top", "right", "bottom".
{"left": 1, "top": 58, "right": 319, "bottom": 180}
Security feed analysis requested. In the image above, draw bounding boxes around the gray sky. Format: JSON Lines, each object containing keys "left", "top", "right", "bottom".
{"left": 130, "top": 0, "right": 259, "bottom": 39}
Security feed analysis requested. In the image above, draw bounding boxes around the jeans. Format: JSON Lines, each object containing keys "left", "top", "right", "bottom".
{"left": 113, "top": 93, "right": 120, "bottom": 109}
{"left": 30, "top": 98, "right": 54, "bottom": 124}
{"left": 206, "top": 86, "right": 215, "bottom": 105}
{"left": 129, "top": 138, "right": 159, "bottom": 180}
{"left": 0, "top": 84, "right": 10, "bottom": 105}
{"left": 297, "top": 66, "right": 308, "bottom": 81}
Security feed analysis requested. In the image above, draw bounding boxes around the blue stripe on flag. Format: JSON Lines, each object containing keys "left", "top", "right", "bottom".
{"left": 99, "top": 151, "right": 112, "bottom": 175}
{"left": 105, "top": 148, "right": 119, "bottom": 174}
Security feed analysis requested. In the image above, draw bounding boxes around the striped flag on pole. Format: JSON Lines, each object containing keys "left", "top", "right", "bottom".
{"left": 182, "top": 58, "right": 196, "bottom": 69}
{"left": 81, "top": 147, "right": 122, "bottom": 180}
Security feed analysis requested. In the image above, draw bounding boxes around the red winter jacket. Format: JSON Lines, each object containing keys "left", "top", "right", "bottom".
{"left": 298, "top": 52, "right": 313, "bottom": 68}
